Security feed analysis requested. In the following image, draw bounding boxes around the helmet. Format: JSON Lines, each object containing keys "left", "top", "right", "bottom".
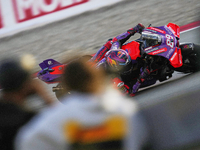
{"left": 141, "top": 32, "right": 162, "bottom": 48}
{"left": 104, "top": 49, "right": 132, "bottom": 74}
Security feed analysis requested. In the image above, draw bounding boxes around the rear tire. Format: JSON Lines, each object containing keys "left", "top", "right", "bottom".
{"left": 194, "top": 44, "right": 200, "bottom": 71}
{"left": 54, "top": 55, "right": 92, "bottom": 100}
{"left": 53, "top": 83, "right": 65, "bottom": 100}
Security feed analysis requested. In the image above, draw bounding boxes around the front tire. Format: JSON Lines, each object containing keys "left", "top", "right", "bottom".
{"left": 176, "top": 43, "right": 200, "bottom": 73}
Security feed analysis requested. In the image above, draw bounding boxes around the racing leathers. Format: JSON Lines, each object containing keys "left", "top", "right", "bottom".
{"left": 90, "top": 23, "right": 153, "bottom": 96}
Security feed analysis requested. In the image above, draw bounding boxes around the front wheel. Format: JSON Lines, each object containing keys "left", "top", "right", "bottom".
{"left": 175, "top": 43, "right": 200, "bottom": 73}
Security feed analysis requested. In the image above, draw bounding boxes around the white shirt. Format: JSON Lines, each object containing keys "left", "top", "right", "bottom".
{"left": 15, "top": 87, "right": 147, "bottom": 150}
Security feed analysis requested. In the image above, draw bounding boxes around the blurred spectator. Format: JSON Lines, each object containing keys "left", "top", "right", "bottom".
{"left": 15, "top": 57, "right": 146, "bottom": 150}
{"left": 0, "top": 58, "right": 54, "bottom": 150}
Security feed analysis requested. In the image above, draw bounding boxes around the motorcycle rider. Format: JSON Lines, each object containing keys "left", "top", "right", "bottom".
{"left": 89, "top": 23, "right": 152, "bottom": 96}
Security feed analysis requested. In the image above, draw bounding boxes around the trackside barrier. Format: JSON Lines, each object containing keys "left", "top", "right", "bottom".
{"left": 0, "top": 0, "right": 123, "bottom": 38}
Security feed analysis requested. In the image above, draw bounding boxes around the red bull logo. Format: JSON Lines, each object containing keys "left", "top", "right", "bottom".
{"left": 117, "top": 51, "right": 122, "bottom": 56}
{"left": 117, "top": 51, "right": 125, "bottom": 58}
{"left": 107, "top": 57, "right": 117, "bottom": 67}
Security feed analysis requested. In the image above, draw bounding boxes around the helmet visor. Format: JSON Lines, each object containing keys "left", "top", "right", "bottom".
{"left": 105, "top": 49, "right": 131, "bottom": 73}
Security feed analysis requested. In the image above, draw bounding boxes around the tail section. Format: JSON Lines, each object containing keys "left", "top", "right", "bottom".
{"left": 39, "top": 59, "right": 62, "bottom": 69}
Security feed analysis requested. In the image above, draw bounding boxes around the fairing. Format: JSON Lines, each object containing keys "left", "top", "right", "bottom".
{"left": 122, "top": 41, "right": 141, "bottom": 60}
{"left": 142, "top": 23, "right": 182, "bottom": 68}
{"left": 37, "top": 59, "right": 65, "bottom": 83}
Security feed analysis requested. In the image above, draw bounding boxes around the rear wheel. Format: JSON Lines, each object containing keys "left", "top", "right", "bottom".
{"left": 53, "top": 55, "right": 92, "bottom": 100}
{"left": 53, "top": 83, "right": 65, "bottom": 100}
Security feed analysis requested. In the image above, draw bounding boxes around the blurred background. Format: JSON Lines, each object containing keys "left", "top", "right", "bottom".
{"left": 0, "top": 0, "right": 199, "bottom": 105}
{"left": 0, "top": 0, "right": 200, "bottom": 149}
{"left": 0, "top": 0, "right": 199, "bottom": 72}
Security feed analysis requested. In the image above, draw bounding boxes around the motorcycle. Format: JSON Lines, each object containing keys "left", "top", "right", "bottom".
{"left": 37, "top": 23, "right": 200, "bottom": 98}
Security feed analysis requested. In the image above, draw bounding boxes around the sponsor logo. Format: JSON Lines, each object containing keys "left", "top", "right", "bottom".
{"left": 96, "top": 46, "right": 108, "bottom": 62}
{"left": 164, "top": 25, "right": 173, "bottom": 35}
{"left": 109, "top": 58, "right": 117, "bottom": 67}
{"left": 166, "top": 48, "right": 174, "bottom": 59}
{"left": 12, "top": 0, "right": 89, "bottom": 22}
{"left": 48, "top": 60, "right": 52, "bottom": 65}
{"left": 144, "top": 29, "right": 157, "bottom": 33}
{"left": 117, "top": 82, "right": 124, "bottom": 88}
{"left": 168, "top": 26, "right": 176, "bottom": 35}
{"left": 144, "top": 46, "right": 153, "bottom": 51}
{"left": 170, "top": 52, "right": 177, "bottom": 61}
{"left": 117, "top": 51, "right": 122, "bottom": 56}
{"left": 148, "top": 48, "right": 167, "bottom": 55}
{"left": 147, "top": 27, "right": 166, "bottom": 34}
{"left": 146, "top": 47, "right": 159, "bottom": 53}
{"left": 183, "top": 44, "right": 193, "bottom": 49}
{"left": 179, "top": 53, "right": 182, "bottom": 64}
{"left": 184, "top": 45, "right": 190, "bottom": 49}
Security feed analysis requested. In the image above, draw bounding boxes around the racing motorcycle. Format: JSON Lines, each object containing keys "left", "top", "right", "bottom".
{"left": 37, "top": 23, "right": 200, "bottom": 98}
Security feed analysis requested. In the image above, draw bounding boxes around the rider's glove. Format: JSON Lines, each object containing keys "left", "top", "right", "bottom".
{"left": 128, "top": 23, "right": 145, "bottom": 35}
{"left": 112, "top": 77, "right": 129, "bottom": 95}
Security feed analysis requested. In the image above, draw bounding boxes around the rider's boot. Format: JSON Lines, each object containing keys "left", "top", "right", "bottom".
{"left": 132, "top": 66, "right": 150, "bottom": 94}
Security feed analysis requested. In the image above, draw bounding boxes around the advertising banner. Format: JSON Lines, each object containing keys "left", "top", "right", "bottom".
{"left": 0, "top": 1, "right": 2, "bottom": 29}
{"left": 12, "top": 0, "right": 89, "bottom": 22}
{"left": 0, "top": 0, "right": 123, "bottom": 37}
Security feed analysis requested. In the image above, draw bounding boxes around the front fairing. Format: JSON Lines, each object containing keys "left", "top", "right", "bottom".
{"left": 142, "top": 23, "right": 182, "bottom": 68}
{"left": 143, "top": 26, "right": 177, "bottom": 59}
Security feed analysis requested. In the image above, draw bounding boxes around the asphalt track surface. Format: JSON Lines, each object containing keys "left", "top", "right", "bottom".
{"left": 0, "top": 0, "right": 199, "bottom": 72}
{"left": 0, "top": 0, "right": 200, "bottom": 105}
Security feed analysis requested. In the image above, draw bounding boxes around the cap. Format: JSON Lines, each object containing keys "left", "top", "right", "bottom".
{"left": 0, "top": 59, "right": 30, "bottom": 92}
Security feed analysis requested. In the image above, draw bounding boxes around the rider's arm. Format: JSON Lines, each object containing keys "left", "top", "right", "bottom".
{"left": 111, "top": 23, "right": 145, "bottom": 50}
{"left": 90, "top": 23, "right": 145, "bottom": 63}
{"left": 89, "top": 39, "right": 114, "bottom": 63}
